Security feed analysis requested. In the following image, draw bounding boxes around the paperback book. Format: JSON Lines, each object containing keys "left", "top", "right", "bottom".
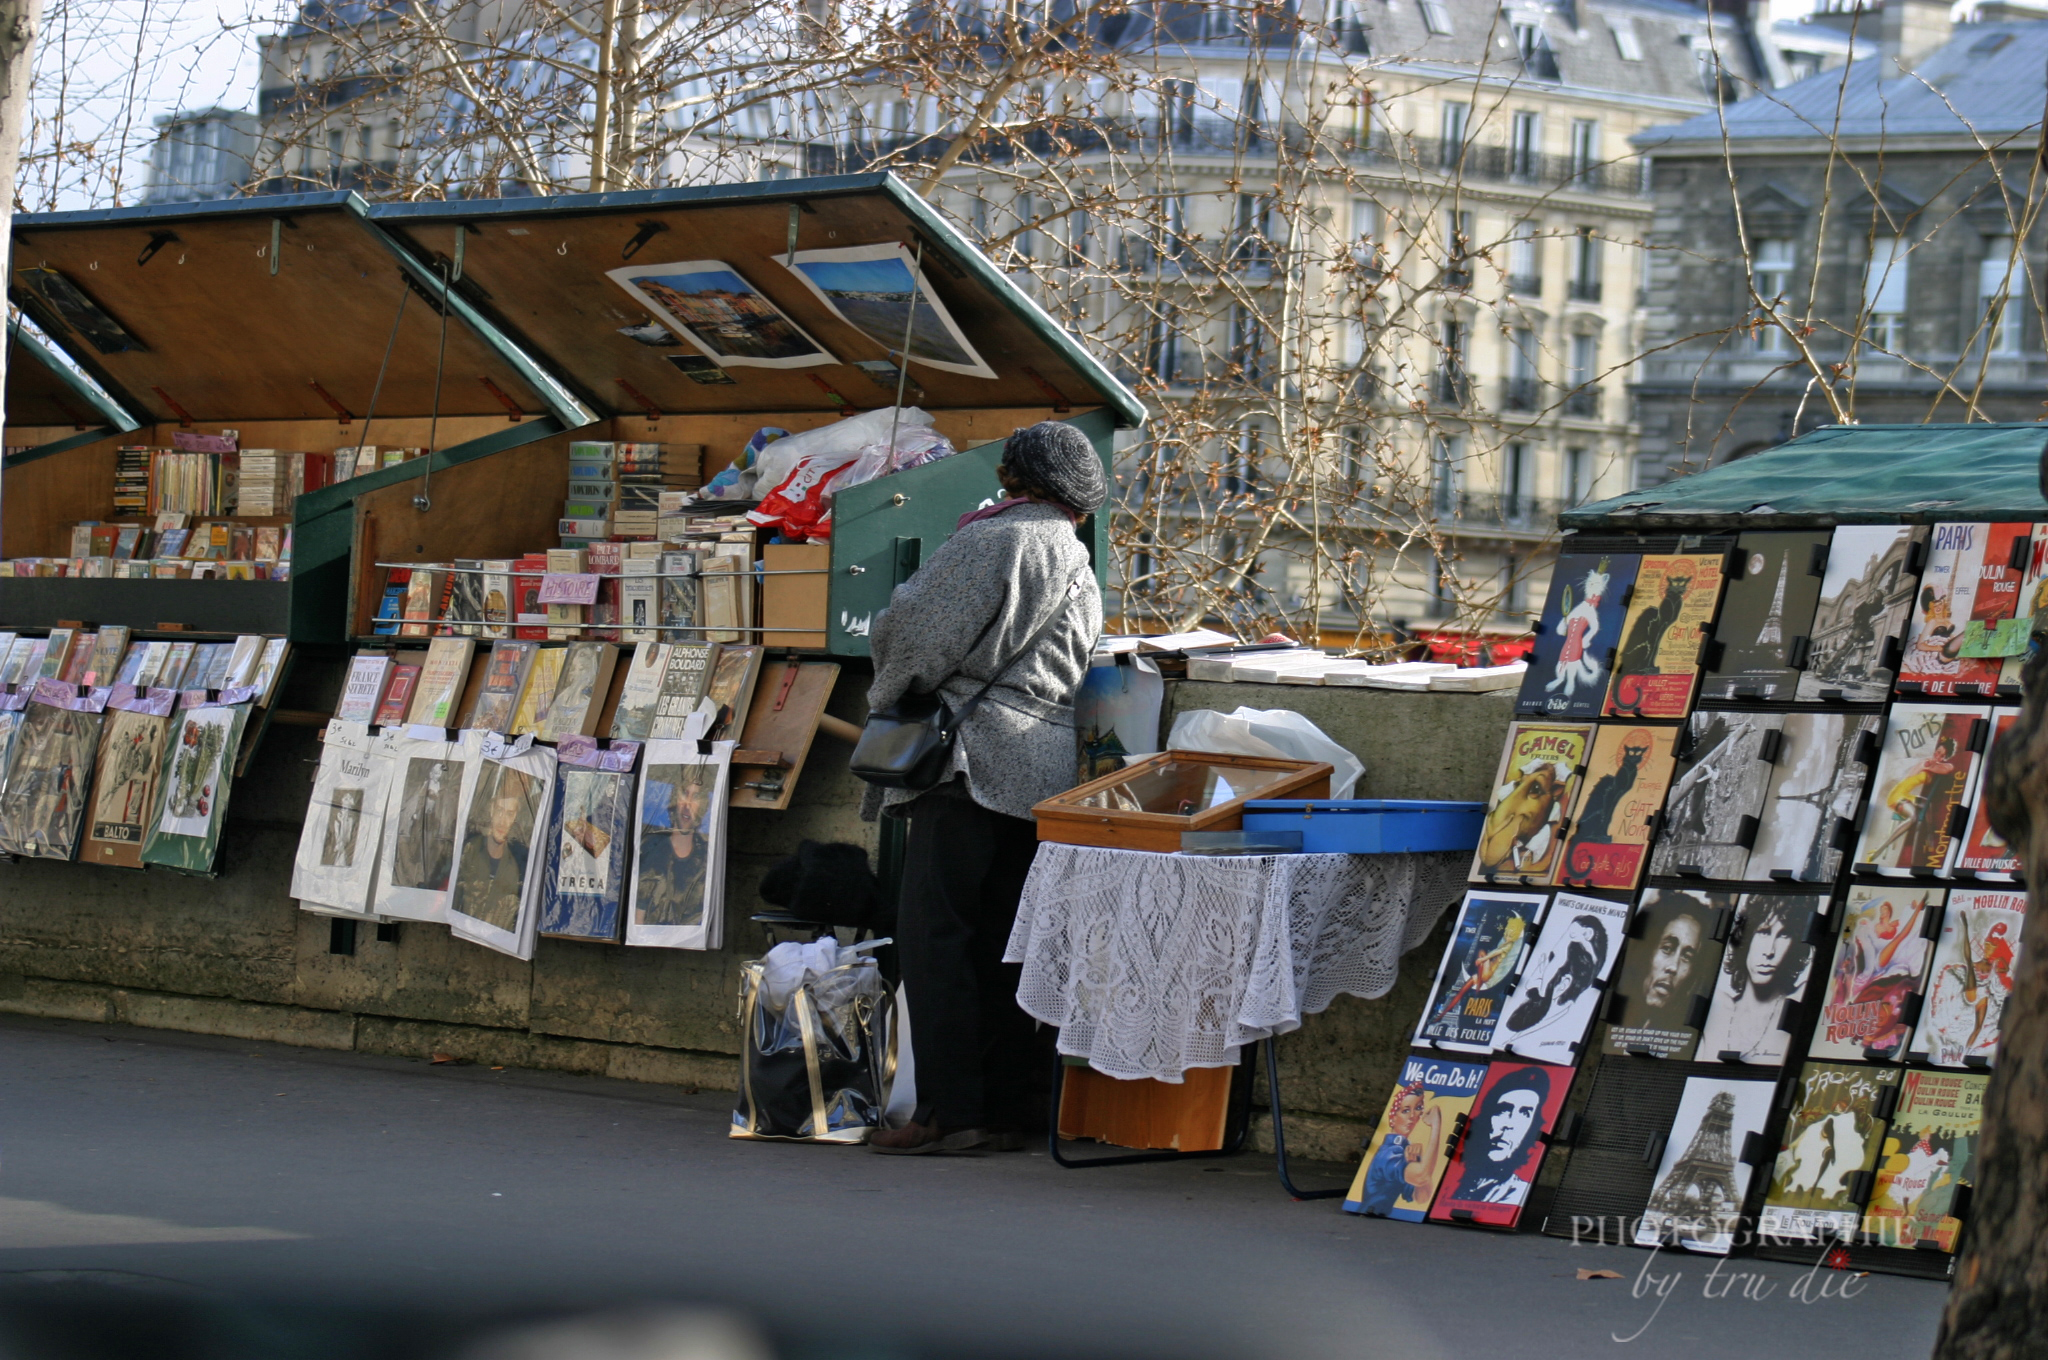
{"left": 650, "top": 642, "right": 718, "bottom": 740}
{"left": 467, "top": 641, "right": 538, "bottom": 736}
{"left": 140, "top": 702, "right": 250, "bottom": 874}
{"left": 0, "top": 701, "right": 103, "bottom": 859}
{"left": 1344, "top": 1055, "right": 1487, "bottom": 1220}
{"left": 703, "top": 644, "right": 765, "bottom": 743}
{"left": 540, "top": 641, "right": 617, "bottom": 743}
{"left": 1516, "top": 553, "right": 1641, "bottom": 720}
{"left": 82, "top": 707, "right": 172, "bottom": 869}
{"left": 608, "top": 642, "right": 670, "bottom": 741}
{"left": 509, "top": 647, "right": 567, "bottom": 738}
{"left": 1603, "top": 888, "right": 1732, "bottom": 1061}
{"left": 1413, "top": 890, "right": 1547, "bottom": 1053}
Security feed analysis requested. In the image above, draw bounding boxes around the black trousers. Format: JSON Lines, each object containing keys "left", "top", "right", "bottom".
{"left": 897, "top": 791, "right": 1044, "bottom": 1131}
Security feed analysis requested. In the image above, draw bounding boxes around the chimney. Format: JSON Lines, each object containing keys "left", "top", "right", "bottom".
{"left": 1880, "top": 0, "right": 1954, "bottom": 71}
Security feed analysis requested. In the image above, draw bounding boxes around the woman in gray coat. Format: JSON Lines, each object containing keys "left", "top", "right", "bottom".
{"left": 865, "top": 422, "right": 1104, "bottom": 1154}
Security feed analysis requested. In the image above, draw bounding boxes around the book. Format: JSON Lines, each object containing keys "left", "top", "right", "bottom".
{"left": 1862, "top": 1069, "right": 1986, "bottom": 1252}
{"left": 658, "top": 549, "right": 701, "bottom": 640}
{"left": 1899, "top": 523, "right": 2015, "bottom": 697}
{"left": 1852, "top": 704, "right": 1990, "bottom": 875}
{"left": 1470, "top": 722, "right": 1590, "bottom": 885}
{"left": 1412, "top": 889, "right": 1547, "bottom": 1053}
{"left": 1742, "top": 711, "right": 1882, "bottom": 883}
{"left": 1809, "top": 884, "right": 1942, "bottom": 1062}
{"left": 1951, "top": 708, "right": 2022, "bottom": 877}
{"left": 478, "top": 560, "right": 516, "bottom": 639}
{"left": 38, "top": 628, "right": 75, "bottom": 680}
{"left": 1516, "top": 552, "right": 1640, "bottom": 719}
{"left": 1757, "top": 1061, "right": 1901, "bottom": 1245}
{"left": 1695, "top": 892, "right": 1826, "bottom": 1066}
{"left": 250, "top": 638, "right": 289, "bottom": 705}
{"left": 1343, "top": 1055, "right": 1486, "bottom": 1220}
{"left": 1634, "top": 1077, "right": 1776, "bottom": 1254}
{"left": 608, "top": 642, "right": 670, "bottom": 741}
{"left": 468, "top": 641, "right": 538, "bottom": 735}
{"left": 509, "top": 646, "right": 567, "bottom": 737}
{"left": 0, "top": 636, "right": 30, "bottom": 687}
{"left": 1603, "top": 887, "right": 1733, "bottom": 1060}
{"left": 445, "top": 559, "right": 488, "bottom": 638}
{"left": 1698, "top": 530, "right": 1830, "bottom": 702}
{"left": 1497, "top": 890, "right": 1632, "bottom": 1066}
{"left": 1552, "top": 722, "right": 1678, "bottom": 891}
{"left": 1650, "top": 711, "right": 1783, "bottom": 880}
{"left": 291, "top": 721, "right": 396, "bottom": 915}
{"left": 83, "top": 707, "right": 172, "bottom": 868}
{"left": 221, "top": 634, "right": 265, "bottom": 690}
{"left": 703, "top": 545, "right": 751, "bottom": 643}
{"left": 374, "top": 664, "right": 421, "bottom": 727}
{"left": 83, "top": 627, "right": 130, "bottom": 688}
{"left": 545, "top": 547, "right": 587, "bottom": 639}
{"left": 115, "top": 641, "right": 148, "bottom": 687}
{"left": 1913, "top": 886, "right": 2023, "bottom": 1068}
{"left": 58, "top": 633, "right": 97, "bottom": 685}
{"left": 197, "top": 642, "right": 237, "bottom": 692}
{"left": 0, "top": 701, "right": 104, "bottom": 859}
{"left": 512, "top": 554, "right": 549, "bottom": 640}
{"left": 537, "top": 759, "right": 636, "bottom": 942}
{"left": 406, "top": 637, "right": 476, "bottom": 728}
{"left": 1603, "top": 551, "right": 1726, "bottom": 718}
{"left": 649, "top": 642, "right": 718, "bottom": 739}
{"left": 399, "top": 566, "right": 444, "bottom": 638}
{"left": 1425, "top": 1060, "right": 1573, "bottom": 1229}
{"left": 337, "top": 653, "right": 393, "bottom": 723}
{"left": 157, "top": 640, "right": 197, "bottom": 690}
{"left": 703, "top": 644, "right": 764, "bottom": 743}
{"left": 620, "top": 557, "right": 659, "bottom": 644}
{"left": 586, "top": 542, "right": 624, "bottom": 642}
{"left": 540, "top": 642, "right": 618, "bottom": 742}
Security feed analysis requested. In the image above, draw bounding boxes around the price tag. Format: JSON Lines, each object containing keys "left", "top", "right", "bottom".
{"left": 537, "top": 573, "right": 601, "bottom": 605}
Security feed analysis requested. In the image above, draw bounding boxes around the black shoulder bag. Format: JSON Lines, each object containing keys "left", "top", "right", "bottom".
{"left": 850, "top": 570, "right": 1086, "bottom": 791}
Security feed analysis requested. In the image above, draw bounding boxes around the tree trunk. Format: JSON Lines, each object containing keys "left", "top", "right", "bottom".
{"left": 1933, "top": 639, "right": 2048, "bottom": 1357}
{"left": 0, "top": 0, "right": 41, "bottom": 560}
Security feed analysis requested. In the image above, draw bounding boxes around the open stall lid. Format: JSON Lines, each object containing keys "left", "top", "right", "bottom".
{"left": 1564, "top": 424, "right": 2048, "bottom": 532}
{"left": 8, "top": 191, "right": 591, "bottom": 429}
{"left": 4, "top": 317, "right": 141, "bottom": 456}
{"left": 365, "top": 173, "right": 1146, "bottom": 427}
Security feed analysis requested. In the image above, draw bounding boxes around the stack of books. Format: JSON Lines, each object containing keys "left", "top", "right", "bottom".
{"left": 563, "top": 441, "right": 615, "bottom": 545}
{"left": 113, "top": 446, "right": 151, "bottom": 515}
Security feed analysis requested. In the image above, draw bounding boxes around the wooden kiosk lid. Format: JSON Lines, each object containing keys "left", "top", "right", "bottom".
{"left": 5, "top": 319, "right": 139, "bottom": 435}
{"left": 366, "top": 174, "right": 1146, "bottom": 426}
{"left": 7, "top": 191, "right": 589, "bottom": 428}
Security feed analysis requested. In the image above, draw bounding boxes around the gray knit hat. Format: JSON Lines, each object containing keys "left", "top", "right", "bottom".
{"left": 1002, "top": 421, "right": 1106, "bottom": 514}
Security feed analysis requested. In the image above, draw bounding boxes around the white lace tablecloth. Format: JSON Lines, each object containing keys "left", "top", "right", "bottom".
{"left": 1004, "top": 844, "right": 1465, "bottom": 1082}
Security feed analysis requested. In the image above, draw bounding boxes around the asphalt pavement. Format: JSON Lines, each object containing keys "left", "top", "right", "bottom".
{"left": 0, "top": 1013, "right": 1948, "bottom": 1360}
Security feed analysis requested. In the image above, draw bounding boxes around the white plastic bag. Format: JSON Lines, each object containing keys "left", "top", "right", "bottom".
{"left": 751, "top": 406, "right": 938, "bottom": 493}
{"left": 1166, "top": 706, "right": 1363, "bottom": 799}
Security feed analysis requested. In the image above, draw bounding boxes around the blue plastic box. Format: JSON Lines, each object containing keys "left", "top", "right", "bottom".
{"left": 1240, "top": 799, "right": 1485, "bottom": 854}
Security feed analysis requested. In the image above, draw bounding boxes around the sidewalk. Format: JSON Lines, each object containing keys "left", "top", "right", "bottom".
{"left": 0, "top": 1014, "right": 1946, "bottom": 1360}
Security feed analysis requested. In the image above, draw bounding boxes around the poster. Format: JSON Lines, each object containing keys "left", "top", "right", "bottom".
{"left": 291, "top": 721, "right": 395, "bottom": 917}
{"left": 1853, "top": 705, "right": 1988, "bottom": 874}
{"left": 1635, "top": 1077, "right": 1777, "bottom": 1255}
{"left": 1553, "top": 723, "right": 1677, "bottom": 890}
{"left": 1076, "top": 656, "right": 1165, "bottom": 781}
{"left": 1650, "top": 711, "right": 1781, "bottom": 880}
{"left": 1743, "top": 712, "right": 1881, "bottom": 884}
{"left": 139, "top": 703, "right": 250, "bottom": 874}
{"left": 1427, "top": 1060, "right": 1573, "bottom": 1229}
{"left": 1758, "top": 1062, "right": 1900, "bottom": 1244}
{"left": 627, "top": 738, "right": 733, "bottom": 950}
{"left": 372, "top": 730, "right": 483, "bottom": 923}
{"left": 1471, "top": 722, "right": 1589, "bottom": 884}
{"left": 1952, "top": 708, "right": 2022, "bottom": 877}
{"left": 1603, "top": 888, "right": 1732, "bottom": 1061}
{"left": 1809, "top": 884, "right": 1941, "bottom": 1062}
{"left": 1797, "top": 525, "right": 1924, "bottom": 703}
{"left": 538, "top": 757, "right": 637, "bottom": 942}
{"left": 0, "top": 700, "right": 103, "bottom": 859}
{"left": 447, "top": 744, "right": 557, "bottom": 960}
{"left": 778, "top": 241, "right": 997, "bottom": 379}
{"left": 1914, "top": 887, "right": 2023, "bottom": 1068}
{"left": 84, "top": 707, "right": 172, "bottom": 868}
{"left": 1863, "top": 1069, "right": 1986, "bottom": 1252}
{"left": 1698, "top": 530, "right": 1830, "bottom": 702}
{"left": 1516, "top": 553, "right": 1641, "bottom": 720}
{"left": 1413, "top": 890, "right": 1546, "bottom": 1052}
{"left": 1898, "top": 522, "right": 2008, "bottom": 697}
{"left": 1695, "top": 894, "right": 1826, "bottom": 1066}
{"left": 1604, "top": 551, "right": 1725, "bottom": 718}
{"left": 1343, "top": 1055, "right": 1486, "bottom": 1220}
{"left": 607, "top": 259, "right": 835, "bottom": 369}
{"left": 1498, "top": 890, "right": 1631, "bottom": 1065}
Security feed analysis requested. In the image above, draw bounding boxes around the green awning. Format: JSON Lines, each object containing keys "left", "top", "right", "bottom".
{"left": 1564, "top": 424, "right": 2048, "bottom": 531}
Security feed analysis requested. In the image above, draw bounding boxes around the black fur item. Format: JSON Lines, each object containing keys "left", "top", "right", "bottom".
{"left": 758, "top": 840, "right": 890, "bottom": 933}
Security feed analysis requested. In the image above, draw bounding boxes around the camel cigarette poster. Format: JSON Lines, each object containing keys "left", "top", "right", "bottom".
{"left": 1952, "top": 709, "right": 2022, "bottom": 878}
{"left": 1604, "top": 551, "right": 1724, "bottom": 718}
{"left": 1898, "top": 522, "right": 2008, "bottom": 697}
{"left": 607, "top": 259, "right": 836, "bottom": 369}
{"left": 1699, "top": 530, "right": 1830, "bottom": 701}
{"left": 1810, "top": 885, "right": 1941, "bottom": 1062}
{"left": 1499, "top": 890, "right": 1631, "bottom": 1065}
{"left": 1344, "top": 1055, "right": 1486, "bottom": 1220}
{"left": 1696, "top": 893, "right": 1825, "bottom": 1066}
{"left": 1428, "top": 1060, "right": 1573, "bottom": 1229}
{"left": 1744, "top": 712, "right": 1882, "bottom": 884}
{"left": 1758, "top": 1062, "right": 1901, "bottom": 1244}
{"left": 1516, "top": 552, "right": 1640, "bottom": 719}
{"left": 1413, "top": 890, "right": 1547, "bottom": 1053}
{"left": 778, "top": 241, "right": 997, "bottom": 379}
{"left": 1914, "top": 887, "right": 2023, "bottom": 1068}
{"left": 1798, "top": 525, "right": 1925, "bottom": 702}
{"left": 1863, "top": 1069, "right": 1985, "bottom": 1252}
{"left": 1651, "top": 710, "right": 1781, "bottom": 880}
{"left": 1603, "top": 888, "right": 1732, "bottom": 1060}
{"left": 1471, "top": 722, "right": 1589, "bottom": 884}
{"left": 1553, "top": 723, "right": 1677, "bottom": 890}
{"left": 1853, "top": 704, "right": 1988, "bottom": 874}
{"left": 1635, "top": 1077, "right": 1776, "bottom": 1255}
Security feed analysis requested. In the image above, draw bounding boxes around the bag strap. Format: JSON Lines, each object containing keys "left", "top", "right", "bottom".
{"left": 948, "top": 566, "right": 1089, "bottom": 732}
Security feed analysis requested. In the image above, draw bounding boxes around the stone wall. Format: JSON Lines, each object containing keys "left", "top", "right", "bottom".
{"left": 0, "top": 667, "right": 1514, "bottom": 1162}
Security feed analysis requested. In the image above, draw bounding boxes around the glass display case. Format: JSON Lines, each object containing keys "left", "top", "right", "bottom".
{"left": 1033, "top": 750, "right": 1332, "bottom": 851}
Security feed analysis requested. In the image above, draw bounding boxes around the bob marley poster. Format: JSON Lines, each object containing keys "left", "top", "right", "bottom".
{"left": 1427, "top": 1060, "right": 1573, "bottom": 1228}
{"left": 1413, "top": 890, "right": 1547, "bottom": 1053}
{"left": 1344, "top": 1056, "right": 1486, "bottom": 1221}
{"left": 1605, "top": 552, "right": 1724, "bottom": 719}
{"left": 1471, "top": 722, "right": 1589, "bottom": 884}
{"left": 1553, "top": 723, "right": 1678, "bottom": 890}
{"left": 1516, "top": 553, "right": 1640, "bottom": 719}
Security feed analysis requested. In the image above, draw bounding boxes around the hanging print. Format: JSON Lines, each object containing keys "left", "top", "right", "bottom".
{"left": 778, "top": 242, "right": 997, "bottom": 379}
{"left": 607, "top": 260, "right": 836, "bottom": 369}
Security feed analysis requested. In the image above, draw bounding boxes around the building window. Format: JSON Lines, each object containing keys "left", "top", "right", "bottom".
{"left": 1568, "top": 119, "right": 1599, "bottom": 184}
{"left": 1503, "top": 442, "right": 1530, "bottom": 521}
{"left": 1509, "top": 111, "right": 1539, "bottom": 180}
{"left": 1980, "top": 236, "right": 2020, "bottom": 356}
{"left": 1433, "top": 435, "right": 1464, "bottom": 519}
{"left": 1234, "top": 192, "right": 1273, "bottom": 267}
{"left": 1566, "top": 332, "right": 1599, "bottom": 417}
{"left": 1341, "top": 425, "right": 1367, "bottom": 485}
{"left": 1420, "top": 0, "right": 1453, "bottom": 34}
{"left": 1352, "top": 197, "right": 1382, "bottom": 273}
{"left": 1333, "top": 0, "right": 1371, "bottom": 53}
{"left": 1205, "top": 1, "right": 1237, "bottom": 40}
{"left": 1436, "top": 316, "right": 1469, "bottom": 403}
{"left": 1146, "top": 303, "right": 1181, "bottom": 382}
{"left": 1430, "top": 555, "right": 1453, "bottom": 614}
{"left": 1445, "top": 209, "right": 1472, "bottom": 288}
{"left": 1611, "top": 16, "right": 1642, "bottom": 59}
{"left": 1569, "top": 226, "right": 1602, "bottom": 302}
{"left": 1506, "top": 327, "right": 1538, "bottom": 410}
{"left": 1751, "top": 237, "right": 1794, "bottom": 354}
{"left": 1439, "top": 100, "right": 1468, "bottom": 167}
{"left": 1502, "top": 552, "right": 1524, "bottom": 615}
{"left": 1564, "top": 446, "right": 1592, "bottom": 504}
{"left": 1865, "top": 236, "right": 1908, "bottom": 351}
{"left": 1231, "top": 305, "right": 1266, "bottom": 384}
{"left": 1508, "top": 219, "right": 1540, "bottom": 294}
{"left": 1227, "top": 424, "right": 1262, "bottom": 494}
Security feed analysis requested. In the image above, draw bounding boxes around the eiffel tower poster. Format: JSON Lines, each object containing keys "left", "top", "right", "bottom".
{"left": 1636, "top": 1077, "right": 1776, "bottom": 1255}
{"left": 1701, "top": 530, "right": 1831, "bottom": 702}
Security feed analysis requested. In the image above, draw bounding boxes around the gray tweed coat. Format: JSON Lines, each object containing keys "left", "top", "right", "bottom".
{"left": 861, "top": 501, "right": 1101, "bottom": 822}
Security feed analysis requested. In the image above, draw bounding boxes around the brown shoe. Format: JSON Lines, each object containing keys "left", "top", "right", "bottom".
{"left": 869, "top": 1118, "right": 988, "bottom": 1155}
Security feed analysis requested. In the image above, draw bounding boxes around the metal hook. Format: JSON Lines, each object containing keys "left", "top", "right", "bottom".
{"left": 270, "top": 218, "right": 282, "bottom": 276}
{"left": 620, "top": 220, "right": 668, "bottom": 260}
{"left": 136, "top": 231, "right": 178, "bottom": 267}
{"left": 557, "top": 241, "right": 569, "bottom": 255}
